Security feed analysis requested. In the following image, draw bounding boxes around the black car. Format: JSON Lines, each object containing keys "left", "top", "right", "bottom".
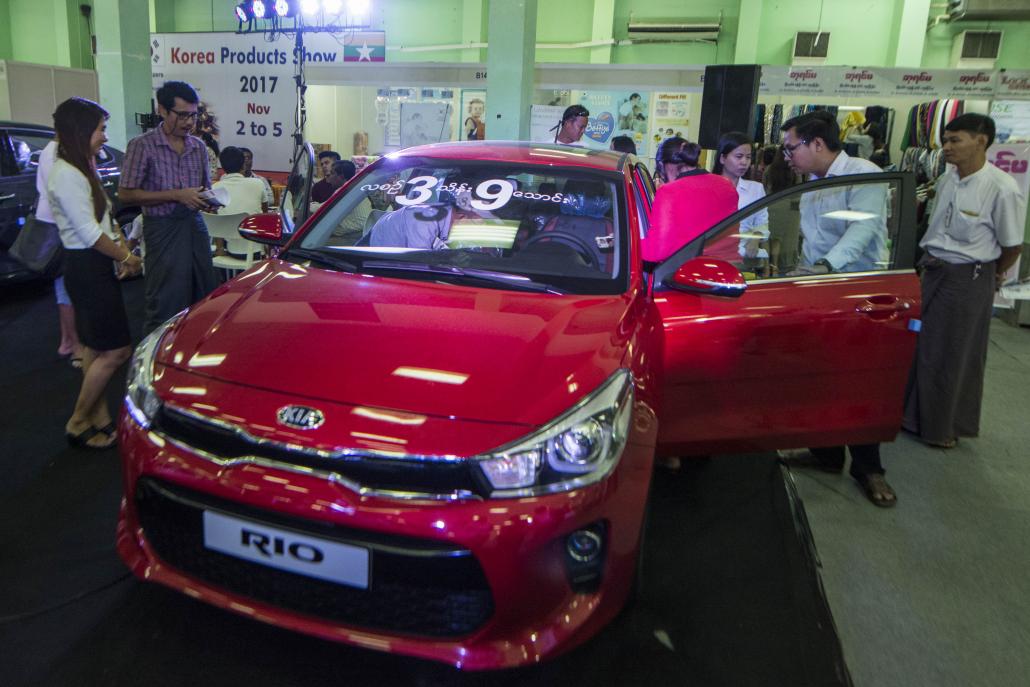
{"left": 0, "top": 121, "right": 127, "bottom": 284}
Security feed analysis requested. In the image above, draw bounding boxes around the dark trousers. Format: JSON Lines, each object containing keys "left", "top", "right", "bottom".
{"left": 811, "top": 443, "right": 884, "bottom": 479}
{"left": 142, "top": 211, "right": 217, "bottom": 335}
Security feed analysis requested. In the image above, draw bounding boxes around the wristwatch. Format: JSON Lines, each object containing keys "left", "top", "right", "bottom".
{"left": 814, "top": 258, "right": 833, "bottom": 273}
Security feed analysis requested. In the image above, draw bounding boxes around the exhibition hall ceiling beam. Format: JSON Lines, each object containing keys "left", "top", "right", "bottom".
{"left": 304, "top": 62, "right": 705, "bottom": 91}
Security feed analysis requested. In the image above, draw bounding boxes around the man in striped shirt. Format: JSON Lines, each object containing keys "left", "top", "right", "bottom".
{"left": 119, "top": 81, "right": 218, "bottom": 334}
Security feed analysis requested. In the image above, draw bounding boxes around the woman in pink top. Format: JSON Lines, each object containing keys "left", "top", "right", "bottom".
{"left": 642, "top": 138, "right": 739, "bottom": 263}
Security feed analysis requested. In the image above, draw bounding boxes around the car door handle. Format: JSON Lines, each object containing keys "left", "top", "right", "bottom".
{"left": 856, "top": 296, "right": 912, "bottom": 317}
{"left": 0, "top": 193, "right": 15, "bottom": 202}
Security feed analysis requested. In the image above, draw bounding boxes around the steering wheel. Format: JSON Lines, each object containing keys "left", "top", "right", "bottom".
{"left": 522, "top": 230, "right": 598, "bottom": 268}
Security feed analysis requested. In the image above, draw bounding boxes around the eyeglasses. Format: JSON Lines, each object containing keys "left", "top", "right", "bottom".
{"left": 170, "top": 109, "right": 199, "bottom": 121}
{"left": 781, "top": 138, "right": 809, "bottom": 158}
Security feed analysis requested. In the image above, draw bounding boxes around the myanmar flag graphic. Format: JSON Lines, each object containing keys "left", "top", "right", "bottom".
{"left": 344, "top": 32, "right": 386, "bottom": 62}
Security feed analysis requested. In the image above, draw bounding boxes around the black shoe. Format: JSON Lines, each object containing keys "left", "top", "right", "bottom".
{"left": 777, "top": 449, "right": 844, "bottom": 473}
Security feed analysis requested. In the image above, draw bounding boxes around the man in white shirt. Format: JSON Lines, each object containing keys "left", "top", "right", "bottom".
{"left": 213, "top": 146, "right": 267, "bottom": 216}
{"left": 777, "top": 110, "right": 896, "bottom": 508}
{"left": 904, "top": 113, "right": 1025, "bottom": 449}
{"left": 240, "top": 147, "right": 275, "bottom": 208}
{"left": 553, "top": 105, "right": 590, "bottom": 146}
{"left": 781, "top": 110, "right": 888, "bottom": 275}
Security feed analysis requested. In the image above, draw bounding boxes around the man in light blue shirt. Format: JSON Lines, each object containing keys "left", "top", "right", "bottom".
{"left": 782, "top": 110, "right": 888, "bottom": 275}
{"left": 777, "top": 110, "right": 896, "bottom": 508}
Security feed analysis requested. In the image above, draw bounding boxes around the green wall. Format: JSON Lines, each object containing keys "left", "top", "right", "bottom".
{"left": 923, "top": 5, "right": 1030, "bottom": 70}
{"left": 5, "top": 0, "right": 1030, "bottom": 71}
{"left": 753, "top": 0, "right": 901, "bottom": 67}
{"left": 5, "top": 0, "right": 92, "bottom": 69}
{"left": 0, "top": 0, "right": 12, "bottom": 60}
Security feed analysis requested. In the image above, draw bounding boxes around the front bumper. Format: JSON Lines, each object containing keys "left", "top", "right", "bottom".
{"left": 116, "top": 402, "right": 653, "bottom": 669}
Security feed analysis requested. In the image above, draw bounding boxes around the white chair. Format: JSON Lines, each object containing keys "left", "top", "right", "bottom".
{"left": 202, "top": 212, "right": 261, "bottom": 273}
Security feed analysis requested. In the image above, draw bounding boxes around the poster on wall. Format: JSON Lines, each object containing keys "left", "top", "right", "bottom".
{"left": 530, "top": 105, "right": 565, "bottom": 143}
{"left": 650, "top": 92, "right": 691, "bottom": 158}
{"left": 990, "top": 101, "right": 1030, "bottom": 143}
{"left": 989, "top": 143, "right": 1030, "bottom": 307}
{"left": 150, "top": 31, "right": 384, "bottom": 172}
{"left": 399, "top": 101, "right": 452, "bottom": 148}
{"left": 460, "top": 90, "right": 486, "bottom": 141}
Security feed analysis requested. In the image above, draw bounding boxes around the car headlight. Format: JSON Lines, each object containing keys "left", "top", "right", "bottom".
{"left": 476, "top": 370, "right": 633, "bottom": 498}
{"left": 125, "top": 313, "right": 183, "bottom": 427}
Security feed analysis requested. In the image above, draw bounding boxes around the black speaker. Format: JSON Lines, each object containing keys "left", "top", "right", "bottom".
{"left": 698, "top": 65, "right": 761, "bottom": 150}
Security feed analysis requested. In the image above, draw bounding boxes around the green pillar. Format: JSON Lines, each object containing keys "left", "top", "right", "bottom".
{"left": 485, "top": 0, "right": 537, "bottom": 141}
{"left": 734, "top": 0, "right": 763, "bottom": 65}
{"left": 888, "top": 0, "right": 931, "bottom": 67}
{"left": 94, "top": 0, "right": 150, "bottom": 150}
{"left": 461, "top": 0, "right": 486, "bottom": 63}
{"left": 589, "top": 0, "right": 615, "bottom": 64}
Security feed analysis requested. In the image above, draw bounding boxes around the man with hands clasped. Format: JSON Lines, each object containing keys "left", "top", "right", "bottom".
{"left": 119, "top": 80, "right": 218, "bottom": 334}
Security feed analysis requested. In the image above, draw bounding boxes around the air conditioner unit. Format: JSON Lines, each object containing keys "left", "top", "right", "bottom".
{"left": 951, "top": 30, "right": 1002, "bottom": 68}
{"left": 947, "top": 0, "right": 1030, "bottom": 22}
{"left": 626, "top": 21, "right": 720, "bottom": 42}
{"left": 792, "top": 32, "right": 829, "bottom": 65}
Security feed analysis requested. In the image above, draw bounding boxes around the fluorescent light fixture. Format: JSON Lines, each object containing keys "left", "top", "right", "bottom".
{"left": 352, "top": 406, "right": 427, "bottom": 425}
{"left": 187, "top": 353, "right": 227, "bottom": 368}
{"left": 822, "top": 210, "right": 879, "bottom": 221}
{"left": 392, "top": 366, "right": 469, "bottom": 385}
{"left": 351, "top": 431, "right": 407, "bottom": 445}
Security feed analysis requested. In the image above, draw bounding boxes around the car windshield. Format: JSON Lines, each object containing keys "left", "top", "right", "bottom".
{"left": 290, "top": 157, "right": 627, "bottom": 295}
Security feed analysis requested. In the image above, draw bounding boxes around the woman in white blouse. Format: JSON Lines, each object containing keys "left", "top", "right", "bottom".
{"left": 48, "top": 98, "right": 142, "bottom": 449}
{"left": 714, "top": 132, "right": 772, "bottom": 276}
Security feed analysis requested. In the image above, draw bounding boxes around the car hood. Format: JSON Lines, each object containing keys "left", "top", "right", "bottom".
{"left": 158, "top": 260, "right": 633, "bottom": 427}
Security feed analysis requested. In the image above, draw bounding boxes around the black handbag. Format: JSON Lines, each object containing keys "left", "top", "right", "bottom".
{"left": 9, "top": 213, "right": 64, "bottom": 278}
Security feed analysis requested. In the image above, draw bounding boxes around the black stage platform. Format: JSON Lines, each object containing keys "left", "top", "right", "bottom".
{"left": 0, "top": 279, "right": 851, "bottom": 686}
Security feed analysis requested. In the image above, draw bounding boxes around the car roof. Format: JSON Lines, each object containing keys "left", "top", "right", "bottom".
{"left": 390, "top": 141, "right": 630, "bottom": 173}
{"left": 0, "top": 121, "right": 52, "bottom": 133}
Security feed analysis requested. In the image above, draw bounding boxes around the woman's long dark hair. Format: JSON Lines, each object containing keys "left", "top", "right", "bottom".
{"left": 53, "top": 97, "right": 109, "bottom": 223}
{"left": 712, "top": 131, "right": 753, "bottom": 176}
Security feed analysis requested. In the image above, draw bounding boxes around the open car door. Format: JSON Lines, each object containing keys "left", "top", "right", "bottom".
{"left": 280, "top": 142, "right": 315, "bottom": 235}
{"left": 651, "top": 172, "right": 921, "bottom": 456}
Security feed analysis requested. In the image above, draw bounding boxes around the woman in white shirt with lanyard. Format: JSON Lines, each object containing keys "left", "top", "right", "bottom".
{"left": 48, "top": 97, "right": 142, "bottom": 449}
{"left": 714, "top": 131, "right": 772, "bottom": 277}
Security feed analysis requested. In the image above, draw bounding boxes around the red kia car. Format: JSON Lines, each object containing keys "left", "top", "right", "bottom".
{"left": 117, "top": 142, "right": 920, "bottom": 669}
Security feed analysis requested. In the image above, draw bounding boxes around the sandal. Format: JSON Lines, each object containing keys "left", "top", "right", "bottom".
{"left": 66, "top": 426, "right": 116, "bottom": 450}
{"left": 70, "top": 356, "right": 84, "bottom": 369}
{"left": 923, "top": 438, "right": 958, "bottom": 449}
{"left": 854, "top": 473, "right": 896, "bottom": 508}
{"left": 94, "top": 422, "right": 117, "bottom": 440}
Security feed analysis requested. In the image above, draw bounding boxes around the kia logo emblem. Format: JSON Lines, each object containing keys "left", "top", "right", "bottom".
{"left": 277, "top": 405, "right": 325, "bottom": 430}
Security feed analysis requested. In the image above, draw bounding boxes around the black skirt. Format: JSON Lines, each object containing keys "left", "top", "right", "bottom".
{"left": 62, "top": 248, "right": 131, "bottom": 351}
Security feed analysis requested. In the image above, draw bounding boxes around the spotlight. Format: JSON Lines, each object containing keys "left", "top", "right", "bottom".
{"left": 252, "top": 0, "right": 270, "bottom": 18}
{"left": 274, "top": 0, "right": 298, "bottom": 17}
{"left": 324, "top": 0, "right": 343, "bottom": 14}
{"left": 300, "top": 0, "right": 319, "bottom": 15}
{"left": 234, "top": 3, "right": 252, "bottom": 21}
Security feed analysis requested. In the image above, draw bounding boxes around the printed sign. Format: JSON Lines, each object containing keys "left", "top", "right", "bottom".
{"left": 151, "top": 31, "right": 384, "bottom": 172}
{"left": 997, "top": 71, "right": 1030, "bottom": 101}
{"left": 760, "top": 66, "right": 843, "bottom": 96}
{"left": 989, "top": 143, "right": 1030, "bottom": 308}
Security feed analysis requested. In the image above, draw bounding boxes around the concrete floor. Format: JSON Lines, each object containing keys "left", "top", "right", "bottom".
{"left": 790, "top": 319, "right": 1030, "bottom": 687}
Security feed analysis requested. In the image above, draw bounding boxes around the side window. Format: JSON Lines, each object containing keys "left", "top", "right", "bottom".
{"left": 7, "top": 131, "right": 53, "bottom": 174}
{"left": 700, "top": 177, "right": 901, "bottom": 280}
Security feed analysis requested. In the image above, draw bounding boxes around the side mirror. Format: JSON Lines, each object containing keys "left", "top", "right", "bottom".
{"left": 238, "top": 213, "right": 285, "bottom": 245}
{"left": 665, "top": 257, "right": 747, "bottom": 297}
